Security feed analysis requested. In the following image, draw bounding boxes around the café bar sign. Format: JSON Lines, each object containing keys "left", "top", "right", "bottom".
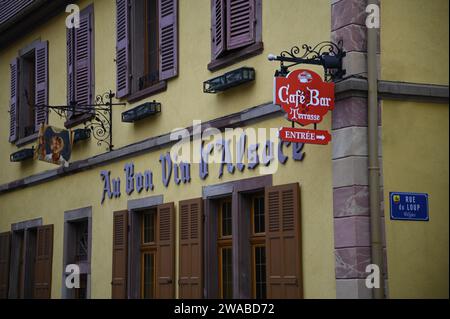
{"left": 274, "top": 69, "right": 334, "bottom": 145}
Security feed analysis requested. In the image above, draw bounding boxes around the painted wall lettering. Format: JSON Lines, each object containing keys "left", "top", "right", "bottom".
{"left": 100, "top": 137, "right": 306, "bottom": 203}
{"left": 100, "top": 170, "right": 112, "bottom": 204}
{"left": 160, "top": 152, "right": 172, "bottom": 188}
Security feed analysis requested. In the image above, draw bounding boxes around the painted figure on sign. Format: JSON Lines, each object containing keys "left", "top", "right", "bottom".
{"left": 35, "top": 125, "right": 73, "bottom": 167}
{"left": 45, "top": 135, "right": 69, "bottom": 167}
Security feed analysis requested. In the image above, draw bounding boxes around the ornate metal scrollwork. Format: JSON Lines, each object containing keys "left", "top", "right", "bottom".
{"left": 36, "top": 90, "right": 126, "bottom": 151}
{"left": 270, "top": 41, "right": 346, "bottom": 81}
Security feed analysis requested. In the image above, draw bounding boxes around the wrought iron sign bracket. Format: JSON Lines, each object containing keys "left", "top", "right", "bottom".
{"left": 38, "top": 90, "right": 126, "bottom": 151}
{"left": 268, "top": 41, "right": 346, "bottom": 82}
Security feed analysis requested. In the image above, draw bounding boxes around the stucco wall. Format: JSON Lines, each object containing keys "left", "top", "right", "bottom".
{"left": 381, "top": 0, "right": 449, "bottom": 298}
{"left": 0, "top": 0, "right": 331, "bottom": 184}
{"left": 381, "top": 0, "right": 449, "bottom": 85}
{"left": 0, "top": 115, "right": 336, "bottom": 298}
{"left": 381, "top": 101, "right": 449, "bottom": 298}
{"left": 0, "top": 0, "right": 336, "bottom": 298}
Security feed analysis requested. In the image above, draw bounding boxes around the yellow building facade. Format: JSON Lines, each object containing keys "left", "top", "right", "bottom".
{"left": 0, "top": 0, "right": 447, "bottom": 299}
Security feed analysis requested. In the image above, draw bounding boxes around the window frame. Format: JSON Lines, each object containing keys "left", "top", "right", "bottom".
{"left": 139, "top": 209, "right": 157, "bottom": 299}
{"left": 217, "top": 197, "right": 233, "bottom": 299}
{"left": 18, "top": 49, "right": 36, "bottom": 140}
{"left": 251, "top": 243, "right": 266, "bottom": 299}
{"left": 126, "top": 195, "right": 164, "bottom": 299}
{"left": 8, "top": 218, "right": 43, "bottom": 299}
{"left": 62, "top": 207, "right": 92, "bottom": 299}
{"left": 141, "top": 210, "right": 157, "bottom": 246}
{"left": 140, "top": 250, "right": 156, "bottom": 299}
{"left": 218, "top": 198, "right": 233, "bottom": 239}
{"left": 203, "top": 175, "right": 272, "bottom": 299}
{"left": 249, "top": 193, "right": 266, "bottom": 299}
{"left": 12, "top": 40, "right": 46, "bottom": 147}
{"left": 218, "top": 246, "right": 233, "bottom": 299}
{"left": 127, "top": 0, "right": 167, "bottom": 103}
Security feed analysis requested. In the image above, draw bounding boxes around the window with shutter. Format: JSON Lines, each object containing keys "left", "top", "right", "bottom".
{"left": 62, "top": 208, "right": 92, "bottom": 299}
{"left": 0, "top": 232, "right": 11, "bottom": 299}
{"left": 9, "top": 39, "right": 50, "bottom": 144}
{"left": 7, "top": 219, "right": 44, "bottom": 299}
{"left": 112, "top": 210, "right": 128, "bottom": 299}
{"left": 265, "top": 183, "right": 303, "bottom": 299}
{"left": 209, "top": 0, "right": 262, "bottom": 71}
{"left": 178, "top": 198, "right": 204, "bottom": 299}
{"left": 203, "top": 176, "right": 272, "bottom": 298}
{"left": 33, "top": 225, "right": 54, "bottom": 299}
{"left": 117, "top": 0, "right": 177, "bottom": 102}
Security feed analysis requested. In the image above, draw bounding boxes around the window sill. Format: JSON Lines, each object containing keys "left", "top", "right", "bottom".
{"left": 207, "top": 42, "right": 264, "bottom": 72}
{"left": 64, "top": 112, "right": 95, "bottom": 129}
{"left": 127, "top": 81, "right": 167, "bottom": 103}
{"left": 15, "top": 132, "right": 38, "bottom": 147}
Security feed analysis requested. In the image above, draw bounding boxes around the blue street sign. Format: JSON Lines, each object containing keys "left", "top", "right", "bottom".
{"left": 390, "top": 192, "right": 429, "bottom": 221}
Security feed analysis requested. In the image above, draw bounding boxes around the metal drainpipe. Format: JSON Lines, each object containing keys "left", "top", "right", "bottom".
{"left": 367, "top": 0, "right": 384, "bottom": 299}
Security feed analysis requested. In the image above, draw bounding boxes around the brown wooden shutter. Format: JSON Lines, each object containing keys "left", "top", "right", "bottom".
{"left": 265, "top": 183, "right": 303, "bottom": 299}
{"left": 33, "top": 225, "right": 54, "bottom": 299}
{"left": 9, "top": 58, "right": 18, "bottom": 143}
{"left": 0, "top": 232, "right": 11, "bottom": 299}
{"left": 75, "top": 6, "right": 94, "bottom": 108}
{"left": 226, "top": 0, "right": 256, "bottom": 50}
{"left": 211, "top": 0, "right": 226, "bottom": 59}
{"left": 159, "top": 0, "right": 178, "bottom": 80}
{"left": 116, "top": 0, "right": 130, "bottom": 98}
{"left": 35, "top": 40, "right": 49, "bottom": 130}
{"left": 156, "top": 202, "right": 175, "bottom": 298}
{"left": 178, "top": 198, "right": 203, "bottom": 299}
{"left": 112, "top": 210, "right": 128, "bottom": 299}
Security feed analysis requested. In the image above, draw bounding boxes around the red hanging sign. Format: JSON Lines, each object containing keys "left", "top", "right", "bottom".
{"left": 279, "top": 127, "right": 332, "bottom": 145}
{"left": 274, "top": 69, "right": 334, "bottom": 126}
